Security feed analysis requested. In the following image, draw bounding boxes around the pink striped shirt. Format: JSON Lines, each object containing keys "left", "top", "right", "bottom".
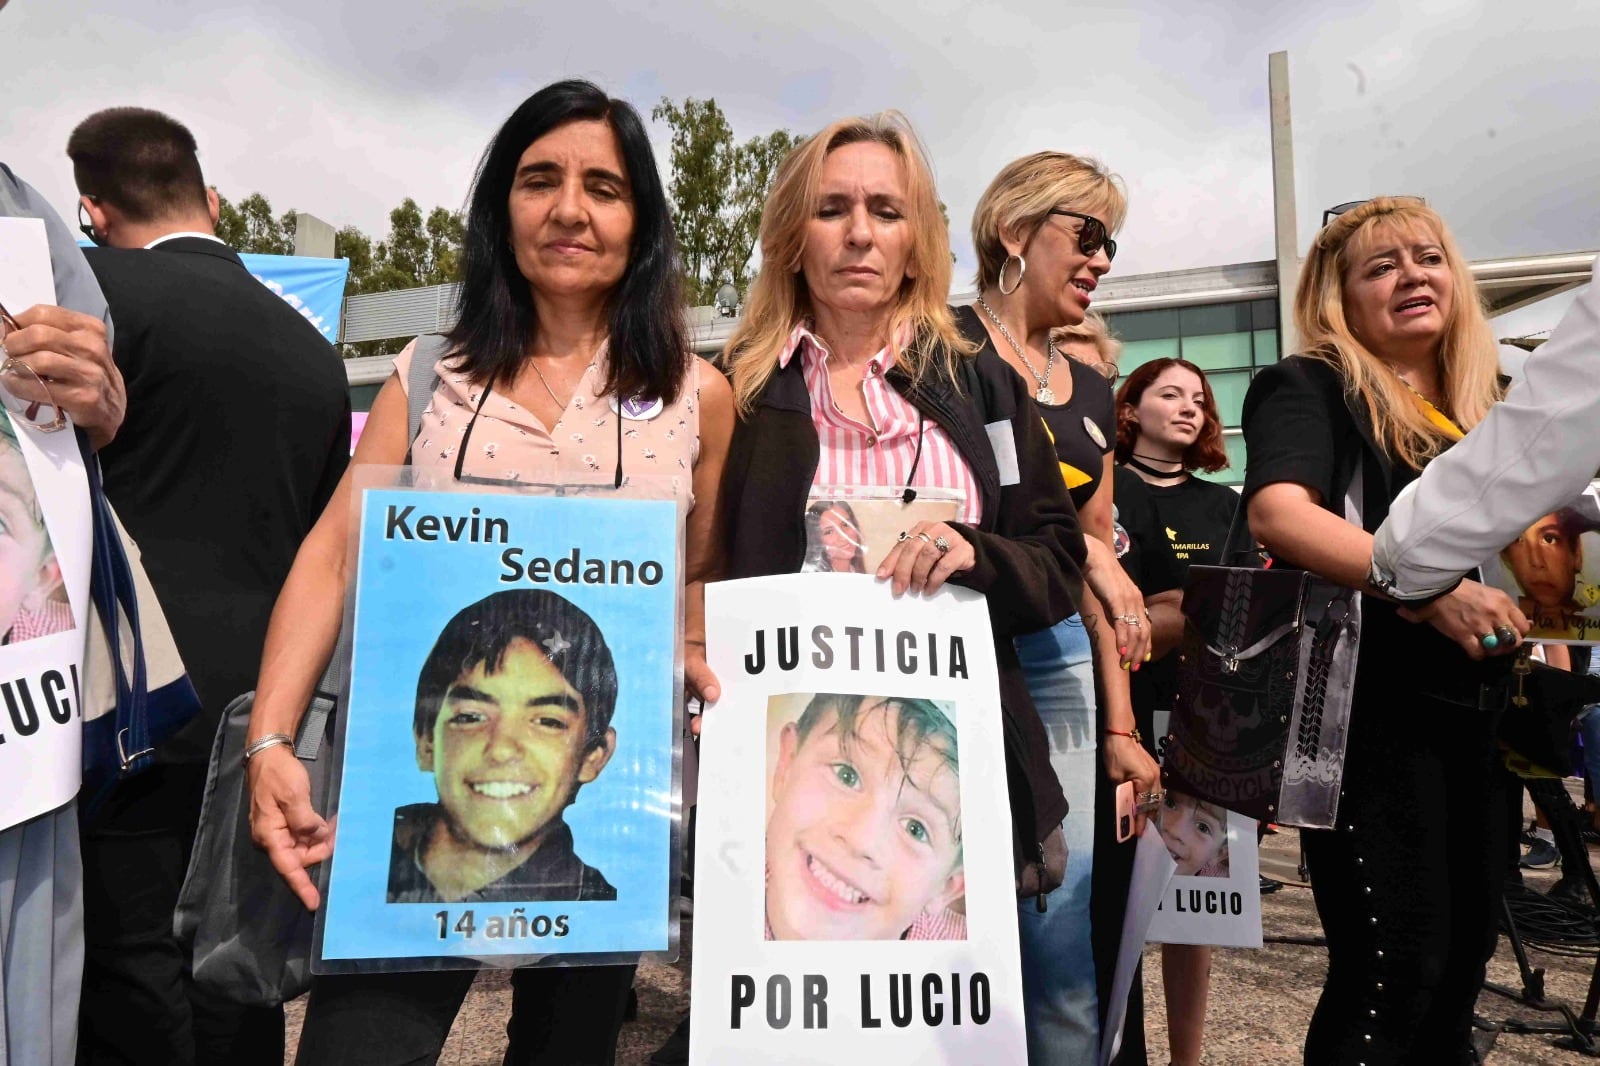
{"left": 780, "top": 324, "right": 982, "bottom": 524}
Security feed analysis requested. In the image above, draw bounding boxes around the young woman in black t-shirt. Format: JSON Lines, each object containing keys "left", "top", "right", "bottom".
{"left": 1111, "top": 355, "right": 1235, "bottom": 1066}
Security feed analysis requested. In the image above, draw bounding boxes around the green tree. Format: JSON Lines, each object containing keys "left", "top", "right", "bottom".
{"left": 652, "top": 97, "right": 796, "bottom": 305}
{"left": 215, "top": 192, "right": 295, "bottom": 254}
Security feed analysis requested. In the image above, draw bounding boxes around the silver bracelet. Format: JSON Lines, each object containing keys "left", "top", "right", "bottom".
{"left": 242, "top": 732, "right": 294, "bottom": 766}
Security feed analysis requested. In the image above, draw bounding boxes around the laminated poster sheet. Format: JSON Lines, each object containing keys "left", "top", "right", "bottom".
{"left": 691, "top": 573, "right": 1026, "bottom": 1064}
{"left": 313, "top": 470, "right": 684, "bottom": 972}
{"left": 1146, "top": 709, "right": 1264, "bottom": 948}
{"left": 0, "top": 217, "right": 92, "bottom": 831}
{"left": 1481, "top": 481, "right": 1600, "bottom": 644}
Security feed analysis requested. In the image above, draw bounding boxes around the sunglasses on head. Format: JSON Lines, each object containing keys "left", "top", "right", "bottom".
{"left": 1321, "top": 196, "right": 1427, "bottom": 228}
{"left": 1048, "top": 210, "right": 1116, "bottom": 262}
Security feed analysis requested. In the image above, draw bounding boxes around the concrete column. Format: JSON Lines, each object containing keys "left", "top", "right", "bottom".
{"left": 1269, "top": 51, "right": 1299, "bottom": 356}
{"left": 293, "top": 212, "right": 336, "bottom": 258}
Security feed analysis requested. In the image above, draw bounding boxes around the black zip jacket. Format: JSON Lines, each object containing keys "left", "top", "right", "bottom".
{"left": 718, "top": 339, "right": 1087, "bottom": 876}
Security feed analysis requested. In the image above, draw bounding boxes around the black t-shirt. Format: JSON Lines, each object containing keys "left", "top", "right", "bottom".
{"left": 1240, "top": 356, "right": 1503, "bottom": 702}
{"left": 1112, "top": 466, "right": 1183, "bottom": 596}
{"left": 1142, "top": 476, "right": 1241, "bottom": 576}
{"left": 953, "top": 304, "right": 1114, "bottom": 509}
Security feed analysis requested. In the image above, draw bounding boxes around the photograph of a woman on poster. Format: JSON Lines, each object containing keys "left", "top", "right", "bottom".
{"left": 0, "top": 411, "right": 71, "bottom": 646}
{"left": 388, "top": 589, "right": 620, "bottom": 904}
{"left": 1157, "top": 789, "right": 1230, "bottom": 878}
{"left": 765, "top": 692, "right": 966, "bottom": 942}
{"left": 802, "top": 500, "right": 868, "bottom": 574}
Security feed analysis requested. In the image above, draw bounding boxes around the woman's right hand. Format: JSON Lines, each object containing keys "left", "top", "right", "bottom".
{"left": 247, "top": 745, "right": 333, "bottom": 911}
{"left": 1399, "top": 579, "right": 1531, "bottom": 660}
{"left": 1081, "top": 535, "right": 1151, "bottom": 668}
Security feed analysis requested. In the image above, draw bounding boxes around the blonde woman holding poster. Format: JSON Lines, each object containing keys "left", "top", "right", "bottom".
{"left": 243, "top": 80, "right": 732, "bottom": 1065}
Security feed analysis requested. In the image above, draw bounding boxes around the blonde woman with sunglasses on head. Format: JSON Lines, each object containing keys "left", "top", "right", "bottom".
{"left": 1242, "top": 197, "right": 1528, "bottom": 1064}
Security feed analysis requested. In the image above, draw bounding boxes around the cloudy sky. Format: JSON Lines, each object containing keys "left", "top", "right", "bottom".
{"left": 2, "top": 0, "right": 1594, "bottom": 338}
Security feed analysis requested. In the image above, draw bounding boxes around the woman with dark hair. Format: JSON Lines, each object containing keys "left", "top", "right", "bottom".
{"left": 243, "top": 80, "right": 733, "bottom": 1064}
{"left": 801, "top": 499, "right": 867, "bottom": 573}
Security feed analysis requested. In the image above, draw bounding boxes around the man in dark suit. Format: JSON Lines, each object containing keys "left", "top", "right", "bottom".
{"left": 67, "top": 107, "right": 350, "bottom": 1066}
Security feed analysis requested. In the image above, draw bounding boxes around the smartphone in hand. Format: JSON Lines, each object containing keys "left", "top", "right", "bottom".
{"left": 1115, "top": 780, "right": 1137, "bottom": 843}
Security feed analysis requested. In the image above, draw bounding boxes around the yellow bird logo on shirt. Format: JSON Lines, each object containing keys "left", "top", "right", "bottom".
{"left": 1041, "top": 418, "right": 1093, "bottom": 490}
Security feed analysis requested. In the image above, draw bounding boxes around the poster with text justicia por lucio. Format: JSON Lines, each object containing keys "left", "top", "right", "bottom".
{"left": 691, "top": 573, "right": 1026, "bottom": 1064}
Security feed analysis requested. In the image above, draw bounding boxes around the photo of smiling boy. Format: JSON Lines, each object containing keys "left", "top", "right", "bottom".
{"left": 765, "top": 692, "right": 966, "bottom": 941}
{"left": 0, "top": 411, "right": 72, "bottom": 646}
{"left": 388, "top": 589, "right": 620, "bottom": 904}
{"left": 1157, "top": 789, "right": 1231, "bottom": 878}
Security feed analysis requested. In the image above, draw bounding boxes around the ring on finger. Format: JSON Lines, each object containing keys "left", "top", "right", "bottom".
{"left": 934, "top": 535, "right": 951, "bottom": 554}
{"left": 915, "top": 532, "right": 933, "bottom": 545}
{"left": 1118, "top": 613, "right": 1141, "bottom": 626}
{"left": 897, "top": 530, "right": 910, "bottom": 542}
{"left": 1493, "top": 624, "right": 1517, "bottom": 646}
{"left": 1480, "top": 631, "right": 1500, "bottom": 650}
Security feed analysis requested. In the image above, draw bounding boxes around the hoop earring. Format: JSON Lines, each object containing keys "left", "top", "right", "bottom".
{"left": 997, "top": 254, "right": 1026, "bottom": 296}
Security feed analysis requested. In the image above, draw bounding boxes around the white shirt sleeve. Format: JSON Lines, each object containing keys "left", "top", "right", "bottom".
{"left": 1371, "top": 261, "right": 1600, "bottom": 599}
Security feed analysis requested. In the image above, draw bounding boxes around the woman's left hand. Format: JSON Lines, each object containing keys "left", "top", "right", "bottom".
{"left": 1103, "top": 732, "right": 1160, "bottom": 835}
{"left": 876, "top": 521, "right": 976, "bottom": 597}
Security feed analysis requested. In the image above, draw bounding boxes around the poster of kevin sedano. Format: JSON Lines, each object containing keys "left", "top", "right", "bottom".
{"left": 0, "top": 218, "right": 92, "bottom": 832}
{"left": 691, "top": 574, "right": 1027, "bottom": 1064}
{"left": 313, "top": 471, "right": 684, "bottom": 972}
{"left": 1147, "top": 710, "right": 1263, "bottom": 948}
{"left": 1481, "top": 482, "right": 1600, "bottom": 644}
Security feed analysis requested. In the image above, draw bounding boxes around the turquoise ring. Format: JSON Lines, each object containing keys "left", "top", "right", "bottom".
{"left": 1480, "top": 632, "right": 1500, "bottom": 650}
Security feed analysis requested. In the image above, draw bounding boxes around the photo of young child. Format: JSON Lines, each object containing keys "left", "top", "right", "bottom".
{"left": 764, "top": 692, "right": 965, "bottom": 941}
{"left": 0, "top": 410, "right": 72, "bottom": 646}
{"left": 1157, "top": 789, "right": 1231, "bottom": 878}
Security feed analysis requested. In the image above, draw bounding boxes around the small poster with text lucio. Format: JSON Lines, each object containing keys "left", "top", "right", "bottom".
{"left": 315, "top": 480, "right": 682, "bottom": 970}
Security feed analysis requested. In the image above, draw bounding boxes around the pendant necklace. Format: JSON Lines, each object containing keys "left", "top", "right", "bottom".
{"left": 976, "top": 295, "right": 1057, "bottom": 404}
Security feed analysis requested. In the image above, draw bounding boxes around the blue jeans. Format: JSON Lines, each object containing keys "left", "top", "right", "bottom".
{"left": 1014, "top": 616, "right": 1099, "bottom": 1066}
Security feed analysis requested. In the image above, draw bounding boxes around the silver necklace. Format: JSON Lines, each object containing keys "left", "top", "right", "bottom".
{"left": 976, "top": 295, "right": 1057, "bottom": 404}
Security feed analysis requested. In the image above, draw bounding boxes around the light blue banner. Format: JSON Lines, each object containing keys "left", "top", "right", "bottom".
{"left": 238, "top": 252, "right": 349, "bottom": 343}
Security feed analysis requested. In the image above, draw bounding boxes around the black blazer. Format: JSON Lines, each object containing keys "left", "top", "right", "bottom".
{"left": 719, "top": 338, "right": 1087, "bottom": 873}
{"left": 87, "top": 237, "right": 351, "bottom": 763}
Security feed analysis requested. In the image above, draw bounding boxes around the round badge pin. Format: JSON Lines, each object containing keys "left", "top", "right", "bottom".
{"left": 611, "top": 394, "right": 664, "bottom": 421}
{"left": 1083, "top": 417, "right": 1108, "bottom": 450}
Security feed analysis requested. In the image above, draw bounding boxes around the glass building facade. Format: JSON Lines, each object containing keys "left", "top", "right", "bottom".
{"left": 1102, "top": 298, "right": 1280, "bottom": 486}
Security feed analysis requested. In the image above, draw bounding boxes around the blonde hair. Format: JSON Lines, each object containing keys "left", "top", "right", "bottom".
{"left": 1051, "top": 310, "right": 1122, "bottom": 366}
{"left": 726, "top": 111, "right": 973, "bottom": 414}
{"left": 1294, "top": 197, "right": 1501, "bottom": 471}
{"left": 972, "top": 152, "right": 1127, "bottom": 290}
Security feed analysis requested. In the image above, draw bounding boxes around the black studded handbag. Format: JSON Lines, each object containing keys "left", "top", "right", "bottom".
{"left": 1160, "top": 471, "right": 1363, "bottom": 829}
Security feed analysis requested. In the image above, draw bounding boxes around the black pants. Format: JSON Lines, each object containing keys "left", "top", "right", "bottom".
{"left": 293, "top": 964, "right": 637, "bottom": 1065}
{"left": 78, "top": 766, "right": 285, "bottom": 1066}
{"left": 1301, "top": 686, "right": 1506, "bottom": 1066}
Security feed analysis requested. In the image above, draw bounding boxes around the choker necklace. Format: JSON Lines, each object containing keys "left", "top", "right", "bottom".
{"left": 1126, "top": 454, "right": 1188, "bottom": 480}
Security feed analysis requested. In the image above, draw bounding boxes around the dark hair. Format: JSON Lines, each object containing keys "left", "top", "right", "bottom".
{"left": 414, "top": 589, "right": 618, "bottom": 749}
{"left": 66, "top": 107, "right": 208, "bottom": 223}
{"left": 447, "top": 80, "right": 689, "bottom": 403}
{"left": 802, "top": 499, "right": 866, "bottom": 573}
{"left": 1114, "top": 358, "right": 1229, "bottom": 472}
